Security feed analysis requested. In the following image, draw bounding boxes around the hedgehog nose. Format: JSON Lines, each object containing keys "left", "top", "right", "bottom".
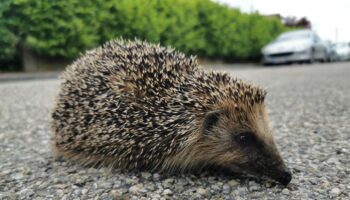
{"left": 278, "top": 170, "right": 292, "bottom": 186}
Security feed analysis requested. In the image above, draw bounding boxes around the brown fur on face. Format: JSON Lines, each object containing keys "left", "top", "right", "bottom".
{"left": 165, "top": 100, "right": 291, "bottom": 185}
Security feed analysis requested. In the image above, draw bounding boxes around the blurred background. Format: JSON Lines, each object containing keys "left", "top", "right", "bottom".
{"left": 0, "top": 0, "right": 349, "bottom": 72}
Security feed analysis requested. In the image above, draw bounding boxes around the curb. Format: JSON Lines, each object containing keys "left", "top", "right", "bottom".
{"left": 0, "top": 72, "right": 61, "bottom": 82}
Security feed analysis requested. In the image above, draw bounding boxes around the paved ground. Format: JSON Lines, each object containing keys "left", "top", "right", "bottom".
{"left": 0, "top": 62, "right": 349, "bottom": 199}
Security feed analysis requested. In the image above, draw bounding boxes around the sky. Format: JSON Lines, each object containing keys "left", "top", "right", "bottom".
{"left": 216, "top": 0, "right": 350, "bottom": 43}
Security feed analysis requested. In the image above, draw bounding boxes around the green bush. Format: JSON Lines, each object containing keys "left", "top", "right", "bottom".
{"left": 0, "top": 0, "right": 289, "bottom": 70}
{"left": 0, "top": 25, "right": 19, "bottom": 63}
{"left": 96, "top": 0, "right": 207, "bottom": 55}
{"left": 0, "top": 0, "right": 20, "bottom": 70}
{"left": 2, "top": 0, "right": 100, "bottom": 58}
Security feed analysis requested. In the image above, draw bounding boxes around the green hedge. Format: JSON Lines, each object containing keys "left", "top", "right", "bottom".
{"left": 0, "top": 0, "right": 288, "bottom": 70}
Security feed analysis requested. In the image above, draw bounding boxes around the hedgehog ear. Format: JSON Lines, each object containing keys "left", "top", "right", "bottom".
{"left": 202, "top": 110, "right": 222, "bottom": 134}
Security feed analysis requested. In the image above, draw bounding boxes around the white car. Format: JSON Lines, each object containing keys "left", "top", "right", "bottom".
{"left": 262, "top": 30, "right": 328, "bottom": 65}
{"left": 332, "top": 43, "right": 350, "bottom": 61}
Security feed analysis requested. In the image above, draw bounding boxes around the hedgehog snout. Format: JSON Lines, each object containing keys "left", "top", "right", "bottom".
{"left": 278, "top": 170, "right": 292, "bottom": 186}
{"left": 267, "top": 162, "right": 292, "bottom": 186}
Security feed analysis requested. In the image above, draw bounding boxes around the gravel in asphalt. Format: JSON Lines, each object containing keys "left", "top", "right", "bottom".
{"left": 0, "top": 62, "right": 349, "bottom": 199}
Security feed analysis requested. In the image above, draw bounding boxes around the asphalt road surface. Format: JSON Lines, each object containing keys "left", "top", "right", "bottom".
{"left": 0, "top": 62, "right": 349, "bottom": 199}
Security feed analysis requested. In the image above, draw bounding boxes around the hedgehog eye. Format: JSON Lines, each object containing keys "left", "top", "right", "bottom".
{"left": 234, "top": 132, "right": 256, "bottom": 146}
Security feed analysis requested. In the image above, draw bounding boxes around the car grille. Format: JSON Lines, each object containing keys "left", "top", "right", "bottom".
{"left": 268, "top": 52, "right": 294, "bottom": 57}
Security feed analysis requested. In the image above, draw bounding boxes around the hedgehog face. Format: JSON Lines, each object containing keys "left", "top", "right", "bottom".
{"left": 200, "top": 103, "right": 292, "bottom": 185}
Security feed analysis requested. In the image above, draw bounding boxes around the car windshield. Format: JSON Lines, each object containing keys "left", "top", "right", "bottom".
{"left": 276, "top": 31, "right": 312, "bottom": 41}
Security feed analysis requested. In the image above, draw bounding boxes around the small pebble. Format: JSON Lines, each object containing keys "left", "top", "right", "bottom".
{"left": 196, "top": 187, "right": 208, "bottom": 196}
{"left": 129, "top": 184, "right": 146, "bottom": 195}
{"left": 228, "top": 180, "right": 239, "bottom": 187}
{"left": 141, "top": 172, "right": 152, "bottom": 179}
{"left": 163, "top": 189, "right": 173, "bottom": 195}
{"left": 153, "top": 173, "right": 161, "bottom": 181}
{"left": 330, "top": 188, "right": 340, "bottom": 196}
{"left": 282, "top": 188, "right": 290, "bottom": 195}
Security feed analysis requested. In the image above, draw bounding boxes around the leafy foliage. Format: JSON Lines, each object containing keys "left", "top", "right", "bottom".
{"left": 0, "top": 0, "right": 289, "bottom": 70}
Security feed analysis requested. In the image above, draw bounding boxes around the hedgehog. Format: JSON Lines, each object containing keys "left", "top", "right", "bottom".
{"left": 51, "top": 39, "right": 292, "bottom": 185}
